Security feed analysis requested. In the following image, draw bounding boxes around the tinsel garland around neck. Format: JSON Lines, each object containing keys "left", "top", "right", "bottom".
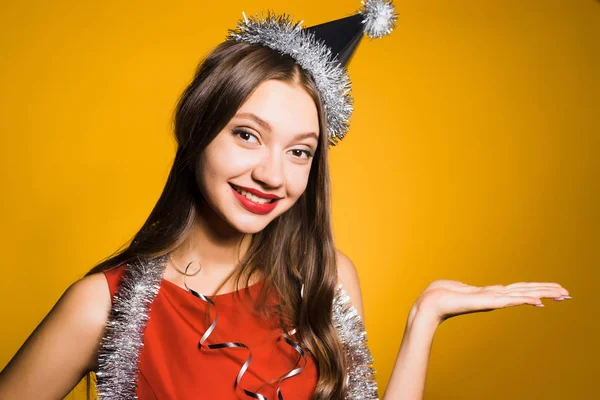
{"left": 95, "top": 255, "right": 167, "bottom": 398}
{"left": 334, "top": 284, "right": 379, "bottom": 399}
{"left": 95, "top": 254, "right": 378, "bottom": 399}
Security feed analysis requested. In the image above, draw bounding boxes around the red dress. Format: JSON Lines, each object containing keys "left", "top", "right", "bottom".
{"left": 103, "top": 265, "right": 318, "bottom": 399}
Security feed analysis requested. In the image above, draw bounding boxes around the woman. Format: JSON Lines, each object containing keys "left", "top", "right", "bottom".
{"left": 0, "top": 1, "right": 570, "bottom": 399}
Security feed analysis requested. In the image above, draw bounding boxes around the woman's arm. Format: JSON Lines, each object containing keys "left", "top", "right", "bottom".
{"left": 0, "top": 272, "right": 112, "bottom": 399}
{"left": 336, "top": 251, "right": 569, "bottom": 400}
{"left": 381, "top": 299, "right": 439, "bottom": 399}
{"left": 336, "top": 249, "right": 437, "bottom": 399}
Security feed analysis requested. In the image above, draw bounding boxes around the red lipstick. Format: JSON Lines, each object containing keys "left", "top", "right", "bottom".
{"left": 229, "top": 183, "right": 281, "bottom": 215}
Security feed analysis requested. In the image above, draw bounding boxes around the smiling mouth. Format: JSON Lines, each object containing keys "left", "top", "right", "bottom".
{"left": 229, "top": 183, "right": 278, "bottom": 204}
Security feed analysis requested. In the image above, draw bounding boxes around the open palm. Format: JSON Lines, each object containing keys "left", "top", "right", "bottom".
{"left": 416, "top": 280, "right": 571, "bottom": 323}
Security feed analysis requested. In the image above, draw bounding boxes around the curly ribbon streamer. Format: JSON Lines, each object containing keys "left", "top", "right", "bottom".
{"left": 184, "top": 264, "right": 306, "bottom": 400}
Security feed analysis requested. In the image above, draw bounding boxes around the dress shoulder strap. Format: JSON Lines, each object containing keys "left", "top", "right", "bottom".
{"left": 102, "top": 264, "right": 127, "bottom": 303}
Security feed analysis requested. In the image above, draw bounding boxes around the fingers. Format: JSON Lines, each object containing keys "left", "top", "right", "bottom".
{"left": 505, "top": 285, "right": 565, "bottom": 294}
{"left": 499, "top": 296, "right": 546, "bottom": 308}
{"left": 482, "top": 283, "right": 567, "bottom": 296}
{"left": 504, "top": 282, "right": 564, "bottom": 290}
{"left": 506, "top": 287, "right": 569, "bottom": 299}
{"left": 495, "top": 283, "right": 568, "bottom": 298}
{"left": 496, "top": 286, "right": 571, "bottom": 309}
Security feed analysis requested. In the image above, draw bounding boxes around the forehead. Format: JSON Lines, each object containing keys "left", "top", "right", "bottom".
{"left": 236, "top": 79, "right": 319, "bottom": 136}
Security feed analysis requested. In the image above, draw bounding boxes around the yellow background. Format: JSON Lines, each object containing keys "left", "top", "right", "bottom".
{"left": 1, "top": 0, "right": 598, "bottom": 398}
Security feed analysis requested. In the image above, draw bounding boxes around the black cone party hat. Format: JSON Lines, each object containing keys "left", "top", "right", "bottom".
{"left": 305, "top": 13, "right": 365, "bottom": 66}
{"left": 306, "top": 0, "right": 397, "bottom": 66}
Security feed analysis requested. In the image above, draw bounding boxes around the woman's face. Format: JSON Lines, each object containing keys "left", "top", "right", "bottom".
{"left": 196, "top": 79, "right": 320, "bottom": 234}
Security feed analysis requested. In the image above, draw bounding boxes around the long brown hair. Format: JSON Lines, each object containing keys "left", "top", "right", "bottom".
{"left": 85, "top": 41, "right": 347, "bottom": 399}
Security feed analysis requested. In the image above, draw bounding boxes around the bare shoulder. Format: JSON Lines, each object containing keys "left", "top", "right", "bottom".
{"left": 49, "top": 272, "right": 113, "bottom": 335}
{"left": 0, "top": 272, "right": 111, "bottom": 399}
{"left": 63, "top": 272, "right": 112, "bottom": 324}
{"left": 335, "top": 248, "right": 365, "bottom": 320}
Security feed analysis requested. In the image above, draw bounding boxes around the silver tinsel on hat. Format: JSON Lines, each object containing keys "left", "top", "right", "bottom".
{"left": 96, "top": 256, "right": 378, "bottom": 399}
{"left": 226, "top": 0, "right": 397, "bottom": 145}
{"left": 227, "top": 12, "right": 352, "bottom": 145}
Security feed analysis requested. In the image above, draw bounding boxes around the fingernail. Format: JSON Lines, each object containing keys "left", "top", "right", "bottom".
{"left": 534, "top": 303, "right": 545, "bottom": 307}
{"left": 552, "top": 296, "right": 572, "bottom": 301}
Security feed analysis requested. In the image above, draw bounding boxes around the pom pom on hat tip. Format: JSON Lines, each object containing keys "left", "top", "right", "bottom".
{"left": 359, "top": 0, "right": 398, "bottom": 39}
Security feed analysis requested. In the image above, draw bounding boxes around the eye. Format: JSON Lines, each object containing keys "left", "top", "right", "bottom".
{"left": 289, "top": 149, "right": 314, "bottom": 159}
{"left": 233, "top": 128, "right": 259, "bottom": 144}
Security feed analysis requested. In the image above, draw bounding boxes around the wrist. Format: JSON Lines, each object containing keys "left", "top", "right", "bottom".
{"left": 408, "top": 295, "right": 441, "bottom": 329}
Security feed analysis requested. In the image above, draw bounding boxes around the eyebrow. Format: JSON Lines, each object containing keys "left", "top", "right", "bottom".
{"left": 235, "top": 112, "right": 319, "bottom": 142}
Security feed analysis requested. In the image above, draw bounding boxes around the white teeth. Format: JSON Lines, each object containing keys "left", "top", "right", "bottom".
{"left": 233, "top": 185, "right": 272, "bottom": 204}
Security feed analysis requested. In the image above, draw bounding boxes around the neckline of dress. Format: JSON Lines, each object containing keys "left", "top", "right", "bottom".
{"left": 160, "top": 276, "right": 265, "bottom": 303}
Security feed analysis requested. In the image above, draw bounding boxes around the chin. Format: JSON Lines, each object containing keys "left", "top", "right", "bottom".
{"left": 229, "top": 218, "right": 272, "bottom": 234}
{"left": 223, "top": 201, "right": 292, "bottom": 234}
{"left": 227, "top": 204, "right": 295, "bottom": 233}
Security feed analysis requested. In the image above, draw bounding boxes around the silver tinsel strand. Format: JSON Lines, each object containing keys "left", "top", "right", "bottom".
{"left": 96, "top": 255, "right": 168, "bottom": 399}
{"left": 227, "top": 12, "right": 353, "bottom": 145}
{"left": 333, "top": 284, "right": 379, "bottom": 399}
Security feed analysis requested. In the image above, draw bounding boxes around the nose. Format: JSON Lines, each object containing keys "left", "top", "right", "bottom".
{"left": 251, "top": 149, "right": 284, "bottom": 189}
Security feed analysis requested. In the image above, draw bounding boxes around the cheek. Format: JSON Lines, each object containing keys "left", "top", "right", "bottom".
{"left": 285, "top": 165, "right": 312, "bottom": 198}
{"left": 198, "top": 142, "right": 254, "bottom": 185}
